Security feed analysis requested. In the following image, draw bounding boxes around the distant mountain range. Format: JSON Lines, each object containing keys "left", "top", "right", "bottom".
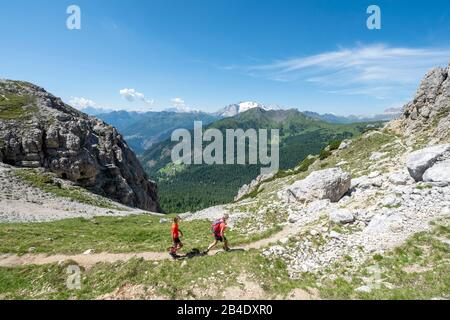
{"left": 302, "top": 108, "right": 402, "bottom": 124}
{"left": 90, "top": 101, "right": 401, "bottom": 155}
{"left": 96, "top": 110, "right": 218, "bottom": 154}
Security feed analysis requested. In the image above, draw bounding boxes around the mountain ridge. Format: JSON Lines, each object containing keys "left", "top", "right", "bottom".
{"left": 0, "top": 80, "right": 161, "bottom": 212}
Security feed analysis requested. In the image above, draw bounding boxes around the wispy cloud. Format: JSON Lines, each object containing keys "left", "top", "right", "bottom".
{"left": 246, "top": 44, "right": 450, "bottom": 99}
{"left": 119, "top": 88, "right": 154, "bottom": 105}
{"left": 171, "top": 97, "right": 186, "bottom": 108}
{"left": 69, "top": 97, "right": 96, "bottom": 109}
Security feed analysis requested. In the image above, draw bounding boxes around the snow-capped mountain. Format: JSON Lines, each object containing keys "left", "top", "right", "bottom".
{"left": 164, "top": 105, "right": 201, "bottom": 113}
{"left": 215, "top": 101, "right": 281, "bottom": 118}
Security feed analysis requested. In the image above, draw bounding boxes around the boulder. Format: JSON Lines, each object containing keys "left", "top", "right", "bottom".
{"left": 388, "top": 171, "right": 413, "bottom": 186}
{"left": 364, "top": 214, "right": 403, "bottom": 234}
{"left": 379, "top": 195, "right": 401, "bottom": 208}
{"left": 329, "top": 209, "right": 354, "bottom": 224}
{"left": 339, "top": 140, "right": 352, "bottom": 150}
{"left": 406, "top": 144, "right": 450, "bottom": 181}
{"left": 352, "top": 174, "right": 384, "bottom": 190}
{"left": 284, "top": 168, "right": 351, "bottom": 203}
{"left": 423, "top": 159, "right": 450, "bottom": 186}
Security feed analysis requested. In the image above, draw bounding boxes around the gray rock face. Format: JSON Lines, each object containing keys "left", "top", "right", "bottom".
{"left": 234, "top": 172, "right": 275, "bottom": 201}
{"left": 394, "top": 64, "right": 450, "bottom": 141}
{"left": 329, "top": 209, "right": 354, "bottom": 224}
{"left": 0, "top": 80, "right": 160, "bottom": 212}
{"left": 423, "top": 159, "right": 450, "bottom": 186}
{"left": 283, "top": 168, "right": 351, "bottom": 203}
{"left": 406, "top": 144, "right": 450, "bottom": 181}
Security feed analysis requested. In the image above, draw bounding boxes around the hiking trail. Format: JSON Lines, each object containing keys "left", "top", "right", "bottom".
{"left": 0, "top": 224, "right": 298, "bottom": 268}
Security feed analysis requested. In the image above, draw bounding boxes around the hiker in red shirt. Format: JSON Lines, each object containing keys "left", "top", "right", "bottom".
{"left": 204, "top": 214, "right": 230, "bottom": 254}
{"left": 169, "top": 216, "right": 184, "bottom": 259}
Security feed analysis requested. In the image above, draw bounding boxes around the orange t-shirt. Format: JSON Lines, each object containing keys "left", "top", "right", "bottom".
{"left": 171, "top": 223, "right": 179, "bottom": 238}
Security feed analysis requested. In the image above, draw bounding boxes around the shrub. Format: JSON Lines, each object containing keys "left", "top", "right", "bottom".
{"left": 329, "top": 140, "right": 342, "bottom": 151}
{"left": 319, "top": 149, "right": 332, "bottom": 160}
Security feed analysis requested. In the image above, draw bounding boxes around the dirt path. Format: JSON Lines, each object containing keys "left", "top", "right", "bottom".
{"left": 0, "top": 224, "right": 298, "bottom": 269}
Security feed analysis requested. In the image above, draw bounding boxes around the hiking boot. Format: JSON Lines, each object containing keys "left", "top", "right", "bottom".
{"left": 169, "top": 252, "right": 178, "bottom": 259}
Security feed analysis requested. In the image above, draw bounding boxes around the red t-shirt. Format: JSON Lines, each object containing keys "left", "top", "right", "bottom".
{"left": 172, "top": 223, "right": 179, "bottom": 239}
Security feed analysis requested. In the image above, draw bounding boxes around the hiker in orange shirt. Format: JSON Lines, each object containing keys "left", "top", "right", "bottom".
{"left": 204, "top": 214, "right": 230, "bottom": 254}
{"left": 169, "top": 216, "right": 184, "bottom": 259}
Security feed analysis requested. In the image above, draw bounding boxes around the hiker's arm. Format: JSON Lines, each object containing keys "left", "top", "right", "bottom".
{"left": 179, "top": 229, "right": 184, "bottom": 237}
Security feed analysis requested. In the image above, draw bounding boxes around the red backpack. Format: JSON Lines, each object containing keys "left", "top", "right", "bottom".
{"left": 211, "top": 219, "right": 222, "bottom": 235}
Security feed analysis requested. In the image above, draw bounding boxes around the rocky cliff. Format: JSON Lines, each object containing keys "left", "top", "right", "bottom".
{"left": 390, "top": 62, "right": 450, "bottom": 144}
{"left": 0, "top": 80, "right": 160, "bottom": 212}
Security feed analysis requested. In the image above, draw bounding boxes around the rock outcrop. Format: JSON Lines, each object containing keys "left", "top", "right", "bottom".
{"left": 391, "top": 62, "right": 450, "bottom": 143}
{"left": 406, "top": 144, "right": 450, "bottom": 181}
{"left": 279, "top": 168, "right": 351, "bottom": 203}
{"left": 0, "top": 80, "right": 160, "bottom": 212}
{"left": 234, "top": 172, "right": 275, "bottom": 201}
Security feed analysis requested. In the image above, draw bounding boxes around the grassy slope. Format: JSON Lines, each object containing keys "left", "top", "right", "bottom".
{"left": 0, "top": 94, "right": 37, "bottom": 120}
{"left": 0, "top": 218, "right": 447, "bottom": 300}
{"left": 15, "top": 169, "right": 124, "bottom": 211}
{"left": 0, "top": 215, "right": 281, "bottom": 255}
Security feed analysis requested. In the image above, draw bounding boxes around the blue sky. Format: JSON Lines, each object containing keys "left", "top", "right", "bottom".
{"left": 1, "top": 0, "right": 450, "bottom": 115}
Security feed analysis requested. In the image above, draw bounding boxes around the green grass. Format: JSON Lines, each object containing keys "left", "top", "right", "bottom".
{"left": 312, "top": 130, "right": 403, "bottom": 177}
{"left": 237, "top": 187, "right": 264, "bottom": 201}
{"left": 14, "top": 169, "right": 123, "bottom": 210}
{"left": 0, "top": 215, "right": 281, "bottom": 255}
{"left": 415, "top": 183, "right": 433, "bottom": 190}
{"left": 0, "top": 248, "right": 314, "bottom": 300}
{"left": 0, "top": 219, "right": 448, "bottom": 299}
{"left": 0, "top": 94, "right": 37, "bottom": 119}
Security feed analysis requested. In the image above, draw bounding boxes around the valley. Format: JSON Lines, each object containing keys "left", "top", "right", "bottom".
{"left": 142, "top": 108, "right": 384, "bottom": 213}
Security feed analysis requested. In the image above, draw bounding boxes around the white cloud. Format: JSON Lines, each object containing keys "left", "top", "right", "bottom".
{"left": 171, "top": 97, "right": 186, "bottom": 107}
{"left": 119, "top": 88, "right": 154, "bottom": 105}
{"left": 248, "top": 44, "right": 450, "bottom": 99}
{"left": 69, "top": 97, "right": 96, "bottom": 110}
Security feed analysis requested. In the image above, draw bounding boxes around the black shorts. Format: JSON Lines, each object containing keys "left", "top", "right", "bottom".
{"left": 173, "top": 237, "right": 182, "bottom": 244}
{"left": 214, "top": 234, "right": 227, "bottom": 242}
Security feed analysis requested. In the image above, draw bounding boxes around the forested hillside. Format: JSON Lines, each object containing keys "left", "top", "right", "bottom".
{"left": 141, "top": 108, "right": 383, "bottom": 213}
